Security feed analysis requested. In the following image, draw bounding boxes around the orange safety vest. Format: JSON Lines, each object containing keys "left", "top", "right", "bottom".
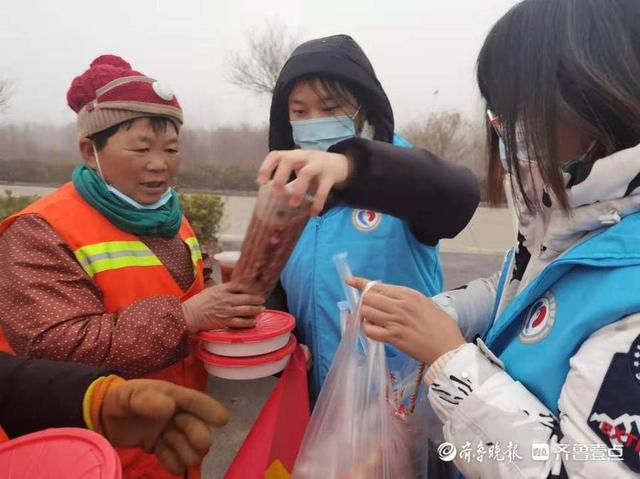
{"left": 0, "top": 183, "right": 207, "bottom": 479}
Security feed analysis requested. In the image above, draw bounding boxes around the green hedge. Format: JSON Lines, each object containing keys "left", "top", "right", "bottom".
{"left": 178, "top": 192, "right": 225, "bottom": 252}
{"left": 0, "top": 190, "right": 39, "bottom": 221}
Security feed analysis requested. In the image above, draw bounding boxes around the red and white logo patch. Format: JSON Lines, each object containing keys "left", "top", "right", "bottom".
{"left": 352, "top": 209, "right": 382, "bottom": 232}
{"left": 520, "top": 291, "right": 556, "bottom": 344}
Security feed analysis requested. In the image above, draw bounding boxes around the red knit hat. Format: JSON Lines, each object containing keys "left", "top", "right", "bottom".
{"left": 67, "top": 54, "right": 183, "bottom": 138}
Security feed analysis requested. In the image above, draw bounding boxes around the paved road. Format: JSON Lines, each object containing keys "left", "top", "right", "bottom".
{"left": 219, "top": 198, "right": 516, "bottom": 256}
{"left": 440, "top": 252, "right": 504, "bottom": 289}
{"left": 202, "top": 251, "right": 505, "bottom": 478}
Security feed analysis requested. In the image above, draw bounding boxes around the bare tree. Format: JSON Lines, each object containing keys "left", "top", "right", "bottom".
{"left": 403, "top": 111, "right": 486, "bottom": 174}
{"left": 226, "top": 22, "right": 298, "bottom": 96}
{"left": 0, "top": 79, "right": 10, "bottom": 112}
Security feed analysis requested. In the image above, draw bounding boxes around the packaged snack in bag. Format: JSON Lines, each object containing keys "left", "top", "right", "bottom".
{"left": 231, "top": 181, "right": 311, "bottom": 297}
{"left": 292, "top": 280, "right": 430, "bottom": 479}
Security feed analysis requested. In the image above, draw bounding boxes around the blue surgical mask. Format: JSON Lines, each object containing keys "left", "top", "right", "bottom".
{"left": 106, "top": 183, "right": 173, "bottom": 210}
{"left": 498, "top": 129, "right": 530, "bottom": 171}
{"left": 93, "top": 144, "right": 173, "bottom": 210}
{"left": 291, "top": 114, "right": 357, "bottom": 151}
{"left": 499, "top": 132, "right": 597, "bottom": 173}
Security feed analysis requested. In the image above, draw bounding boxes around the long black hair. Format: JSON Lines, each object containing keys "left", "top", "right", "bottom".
{"left": 478, "top": 0, "right": 640, "bottom": 209}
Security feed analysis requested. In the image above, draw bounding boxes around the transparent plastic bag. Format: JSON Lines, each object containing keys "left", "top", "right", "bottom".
{"left": 231, "top": 181, "right": 311, "bottom": 297}
{"left": 292, "top": 281, "right": 430, "bottom": 479}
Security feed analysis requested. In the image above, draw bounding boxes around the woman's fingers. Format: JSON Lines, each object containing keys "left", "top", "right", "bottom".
{"left": 347, "top": 277, "right": 405, "bottom": 300}
{"left": 286, "top": 164, "right": 318, "bottom": 207}
{"left": 345, "top": 277, "right": 372, "bottom": 292}
{"left": 225, "top": 317, "right": 258, "bottom": 329}
{"left": 360, "top": 289, "right": 401, "bottom": 315}
{"left": 231, "top": 305, "right": 265, "bottom": 317}
{"left": 272, "top": 160, "right": 296, "bottom": 193}
{"left": 228, "top": 292, "right": 265, "bottom": 306}
{"left": 223, "top": 282, "right": 256, "bottom": 295}
{"left": 270, "top": 151, "right": 308, "bottom": 192}
{"left": 259, "top": 150, "right": 348, "bottom": 214}
{"left": 360, "top": 304, "right": 396, "bottom": 327}
{"left": 257, "top": 151, "right": 282, "bottom": 185}
{"left": 362, "top": 320, "right": 391, "bottom": 343}
{"left": 286, "top": 162, "right": 337, "bottom": 213}
{"left": 311, "top": 176, "right": 334, "bottom": 215}
{"left": 369, "top": 282, "right": 406, "bottom": 301}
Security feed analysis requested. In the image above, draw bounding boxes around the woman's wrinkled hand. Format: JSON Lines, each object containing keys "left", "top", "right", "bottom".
{"left": 347, "top": 277, "right": 466, "bottom": 365}
{"left": 181, "top": 282, "right": 265, "bottom": 333}
{"left": 257, "top": 149, "right": 351, "bottom": 215}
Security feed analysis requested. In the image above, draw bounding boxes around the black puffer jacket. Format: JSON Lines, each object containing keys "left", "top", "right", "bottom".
{"left": 0, "top": 352, "right": 111, "bottom": 438}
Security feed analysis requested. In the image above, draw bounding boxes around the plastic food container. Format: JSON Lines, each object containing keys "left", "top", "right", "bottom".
{"left": 198, "top": 310, "right": 295, "bottom": 357}
{"left": 232, "top": 181, "right": 311, "bottom": 297}
{"left": 198, "top": 335, "right": 297, "bottom": 380}
{"left": 213, "top": 251, "right": 241, "bottom": 283}
{"left": 0, "top": 428, "right": 122, "bottom": 479}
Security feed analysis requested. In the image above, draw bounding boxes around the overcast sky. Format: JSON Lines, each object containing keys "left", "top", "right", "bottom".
{"left": 0, "top": 0, "right": 519, "bottom": 129}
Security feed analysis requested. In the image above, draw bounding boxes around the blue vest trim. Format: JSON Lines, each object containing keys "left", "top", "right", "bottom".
{"left": 485, "top": 212, "right": 640, "bottom": 414}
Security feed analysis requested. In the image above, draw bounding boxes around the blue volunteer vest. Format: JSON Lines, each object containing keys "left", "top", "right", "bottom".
{"left": 484, "top": 211, "right": 640, "bottom": 415}
{"left": 281, "top": 134, "right": 443, "bottom": 399}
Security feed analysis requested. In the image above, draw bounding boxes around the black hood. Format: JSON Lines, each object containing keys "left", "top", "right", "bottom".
{"left": 268, "top": 34, "right": 394, "bottom": 151}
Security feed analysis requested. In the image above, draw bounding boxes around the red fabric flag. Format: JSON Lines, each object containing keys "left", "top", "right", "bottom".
{"left": 225, "top": 346, "right": 310, "bottom": 479}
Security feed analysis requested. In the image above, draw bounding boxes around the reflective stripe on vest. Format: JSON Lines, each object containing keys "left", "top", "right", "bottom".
{"left": 185, "top": 236, "right": 203, "bottom": 264}
{"left": 75, "top": 237, "right": 202, "bottom": 278}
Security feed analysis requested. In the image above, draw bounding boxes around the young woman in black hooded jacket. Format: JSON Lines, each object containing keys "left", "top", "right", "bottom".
{"left": 260, "top": 34, "right": 480, "bottom": 401}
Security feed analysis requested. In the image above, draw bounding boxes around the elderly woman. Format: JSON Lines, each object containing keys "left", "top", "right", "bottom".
{"left": 0, "top": 55, "right": 263, "bottom": 479}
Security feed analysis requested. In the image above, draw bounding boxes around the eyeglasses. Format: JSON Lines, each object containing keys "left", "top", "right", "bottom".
{"left": 487, "top": 108, "right": 601, "bottom": 165}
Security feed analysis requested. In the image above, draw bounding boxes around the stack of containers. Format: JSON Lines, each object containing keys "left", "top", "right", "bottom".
{"left": 198, "top": 182, "right": 311, "bottom": 380}
{"left": 198, "top": 310, "right": 297, "bottom": 380}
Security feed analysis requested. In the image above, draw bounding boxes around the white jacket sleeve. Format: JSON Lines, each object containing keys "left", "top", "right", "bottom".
{"left": 432, "top": 272, "right": 499, "bottom": 341}
{"left": 427, "top": 314, "right": 640, "bottom": 478}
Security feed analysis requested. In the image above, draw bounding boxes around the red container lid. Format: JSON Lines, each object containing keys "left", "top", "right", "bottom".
{"left": 198, "top": 335, "right": 297, "bottom": 367}
{"left": 0, "top": 427, "right": 122, "bottom": 478}
{"left": 198, "top": 309, "right": 295, "bottom": 344}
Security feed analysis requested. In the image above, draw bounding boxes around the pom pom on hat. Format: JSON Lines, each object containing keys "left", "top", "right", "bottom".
{"left": 67, "top": 54, "right": 183, "bottom": 138}
{"left": 67, "top": 54, "right": 141, "bottom": 113}
{"left": 90, "top": 54, "right": 132, "bottom": 69}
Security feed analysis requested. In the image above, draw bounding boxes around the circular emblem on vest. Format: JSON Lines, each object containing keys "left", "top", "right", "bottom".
{"left": 520, "top": 291, "right": 556, "bottom": 344}
{"left": 352, "top": 209, "right": 382, "bottom": 232}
